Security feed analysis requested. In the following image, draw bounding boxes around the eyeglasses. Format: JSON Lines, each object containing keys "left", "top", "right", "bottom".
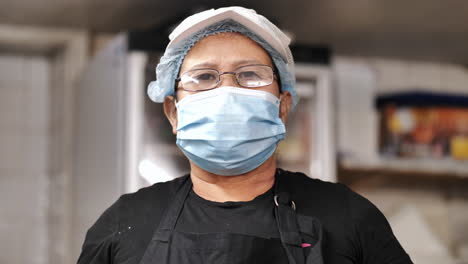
{"left": 175, "top": 64, "right": 276, "bottom": 92}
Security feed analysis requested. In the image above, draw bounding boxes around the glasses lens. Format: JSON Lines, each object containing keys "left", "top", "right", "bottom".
{"left": 236, "top": 65, "right": 274, "bottom": 87}
{"left": 180, "top": 69, "right": 218, "bottom": 91}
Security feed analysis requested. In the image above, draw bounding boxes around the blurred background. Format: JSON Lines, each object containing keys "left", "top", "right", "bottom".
{"left": 1, "top": 0, "right": 468, "bottom": 263}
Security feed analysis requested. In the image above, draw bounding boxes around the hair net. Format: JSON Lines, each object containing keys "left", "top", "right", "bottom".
{"left": 147, "top": 19, "right": 299, "bottom": 109}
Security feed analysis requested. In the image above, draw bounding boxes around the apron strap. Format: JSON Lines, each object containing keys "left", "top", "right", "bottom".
{"left": 153, "top": 177, "right": 192, "bottom": 241}
{"left": 274, "top": 169, "right": 306, "bottom": 264}
{"left": 138, "top": 176, "right": 192, "bottom": 264}
{"left": 297, "top": 215, "right": 325, "bottom": 264}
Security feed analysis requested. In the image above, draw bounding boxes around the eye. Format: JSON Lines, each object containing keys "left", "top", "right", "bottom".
{"left": 194, "top": 72, "right": 217, "bottom": 81}
{"left": 238, "top": 70, "right": 261, "bottom": 79}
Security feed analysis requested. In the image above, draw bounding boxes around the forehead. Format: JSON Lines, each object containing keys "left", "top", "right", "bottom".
{"left": 180, "top": 32, "right": 273, "bottom": 71}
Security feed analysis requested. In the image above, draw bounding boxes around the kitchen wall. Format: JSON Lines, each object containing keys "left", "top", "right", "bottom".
{"left": 335, "top": 55, "right": 468, "bottom": 263}
{"left": 0, "top": 54, "right": 51, "bottom": 264}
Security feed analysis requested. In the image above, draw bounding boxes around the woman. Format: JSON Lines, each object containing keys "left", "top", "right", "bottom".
{"left": 78, "top": 6, "right": 412, "bottom": 264}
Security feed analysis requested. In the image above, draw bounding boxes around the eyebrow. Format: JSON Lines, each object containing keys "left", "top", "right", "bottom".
{"left": 233, "top": 59, "right": 264, "bottom": 67}
{"left": 189, "top": 62, "right": 218, "bottom": 69}
{"left": 189, "top": 59, "right": 268, "bottom": 70}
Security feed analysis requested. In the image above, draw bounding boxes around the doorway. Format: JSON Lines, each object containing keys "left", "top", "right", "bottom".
{"left": 0, "top": 25, "right": 87, "bottom": 264}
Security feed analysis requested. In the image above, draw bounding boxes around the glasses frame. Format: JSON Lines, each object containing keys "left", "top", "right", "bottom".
{"left": 175, "top": 64, "right": 277, "bottom": 92}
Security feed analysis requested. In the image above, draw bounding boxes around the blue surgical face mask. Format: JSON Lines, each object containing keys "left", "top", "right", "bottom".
{"left": 175, "top": 86, "right": 286, "bottom": 176}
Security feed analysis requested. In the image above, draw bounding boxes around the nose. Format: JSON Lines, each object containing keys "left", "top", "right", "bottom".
{"left": 218, "top": 72, "right": 239, "bottom": 87}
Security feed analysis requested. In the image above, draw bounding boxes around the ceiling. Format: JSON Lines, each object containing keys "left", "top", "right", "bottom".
{"left": 1, "top": 0, "right": 468, "bottom": 65}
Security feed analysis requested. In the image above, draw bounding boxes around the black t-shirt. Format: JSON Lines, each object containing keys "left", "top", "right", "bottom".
{"left": 78, "top": 169, "right": 413, "bottom": 264}
{"left": 176, "top": 188, "right": 280, "bottom": 238}
{"left": 175, "top": 187, "right": 289, "bottom": 261}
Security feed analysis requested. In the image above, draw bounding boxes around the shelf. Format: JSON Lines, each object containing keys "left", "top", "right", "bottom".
{"left": 340, "top": 157, "right": 468, "bottom": 178}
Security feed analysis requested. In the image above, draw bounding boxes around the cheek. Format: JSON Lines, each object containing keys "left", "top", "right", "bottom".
{"left": 272, "top": 82, "right": 281, "bottom": 97}
{"left": 176, "top": 88, "right": 193, "bottom": 101}
{"left": 261, "top": 82, "right": 281, "bottom": 98}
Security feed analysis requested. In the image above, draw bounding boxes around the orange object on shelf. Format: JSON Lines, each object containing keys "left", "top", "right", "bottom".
{"left": 451, "top": 136, "right": 468, "bottom": 160}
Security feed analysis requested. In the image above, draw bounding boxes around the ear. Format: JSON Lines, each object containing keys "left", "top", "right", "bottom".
{"left": 163, "top": 96, "right": 178, "bottom": 135}
{"left": 279, "top": 91, "right": 292, "bottom": 124}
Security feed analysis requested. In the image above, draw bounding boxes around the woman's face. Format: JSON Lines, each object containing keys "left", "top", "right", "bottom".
{"left": 164, "top": 32, "right": 291, "bottom": 136}
{"left": 176, "top": 32, "right": 280, "bottom": 100}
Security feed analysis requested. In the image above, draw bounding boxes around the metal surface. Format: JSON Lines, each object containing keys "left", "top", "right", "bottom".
{"left": 1, "top": 0, "right": 468, "bottom": 63}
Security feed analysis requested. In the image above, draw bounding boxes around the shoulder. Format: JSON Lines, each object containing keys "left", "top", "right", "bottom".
{"left": 85, "top": 174, "right": 189, "bottom": 230}
{"left": 279, "top": 169, "right": 353, "bottom": 204}
{"left": 279, "top": 168, "right": 380, "bottom": 225}
{"left": 115, "top": 175, "right": 190, "bottom": 220}
{"left": 280, "top": 169, "right": 412, "bottom": 263}
{"left": 118, "top": 175, "right": 189, "bottom": 207}
{"left": 77, "top": 175, "right": 190, "bottom": 263}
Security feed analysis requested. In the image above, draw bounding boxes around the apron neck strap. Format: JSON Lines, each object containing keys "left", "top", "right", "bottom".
{"left": 151, "top": 176, "right": 192, "bottom": 242}
{"left": 274, "top": 168, "right": 306, "bottom": 264}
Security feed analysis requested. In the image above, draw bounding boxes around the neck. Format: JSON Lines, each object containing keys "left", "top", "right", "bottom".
{"left": 190, "top": 155, "right": 277, "bottom": 202}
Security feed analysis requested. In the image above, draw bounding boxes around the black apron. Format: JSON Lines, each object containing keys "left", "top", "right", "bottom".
{"left": 139, "top": 170, "right": 324, "bottom": 264}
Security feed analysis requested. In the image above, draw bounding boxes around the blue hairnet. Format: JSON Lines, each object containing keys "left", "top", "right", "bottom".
{"left": 147, "top": 19, "right": 298, "bottom": 109}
